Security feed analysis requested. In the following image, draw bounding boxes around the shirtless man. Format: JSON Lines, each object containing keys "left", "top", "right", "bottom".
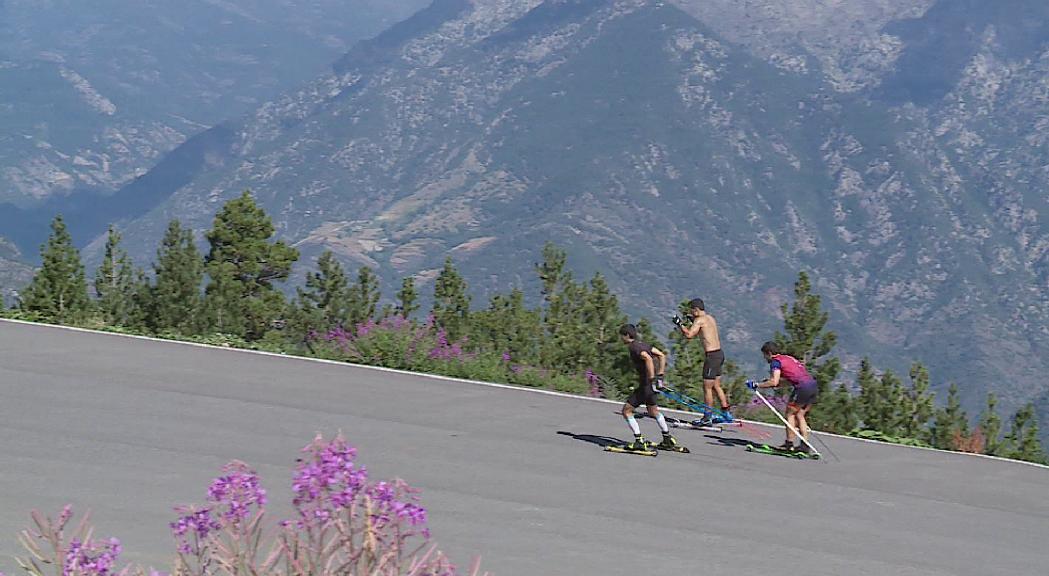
{"left": 675, "top": 298, "right": 732, "bottom": 422}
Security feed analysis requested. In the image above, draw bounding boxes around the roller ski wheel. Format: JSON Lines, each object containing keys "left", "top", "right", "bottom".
{"left": 605, "top": 444, "right": 658, "bottom": 457}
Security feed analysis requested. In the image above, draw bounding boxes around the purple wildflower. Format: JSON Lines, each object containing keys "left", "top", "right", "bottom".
{"left": 206, "top": 461, "right": 266, "bottom": 525}
{"left": 63, "top": 537, "right": 122, "bottom": 576}
{"left": 170, "top": 506, "right": 220, "bottom": 554}
{"left": 501, "top": 351, "right": 511, "bottom": 362}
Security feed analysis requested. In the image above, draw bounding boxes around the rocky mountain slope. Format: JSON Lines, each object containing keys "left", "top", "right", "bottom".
{"left": 0, "top": 0, "right": 428, "bottom": 206}
{"left": 17, "top": 0, "right": 1049, "bottom": 428}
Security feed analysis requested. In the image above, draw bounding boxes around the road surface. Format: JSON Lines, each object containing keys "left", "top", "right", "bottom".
{"left": 1, "top": 320, "right": 1046, "bottom": 575}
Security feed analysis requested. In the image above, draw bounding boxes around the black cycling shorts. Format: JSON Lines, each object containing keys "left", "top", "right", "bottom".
{"left": 626, "top": 381, "right": 659, "bottom": 408}
{"left": 703, "top": 349, "right": 725, "bottom": 380}
{"left": 790, "top": 383, "right": 818, "bottom": 407}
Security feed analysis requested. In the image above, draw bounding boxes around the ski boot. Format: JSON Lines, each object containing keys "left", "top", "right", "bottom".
{"left": 777, "top": 440, "right": 796, "bottom": 452}
{"left": 718, "top": 409, "right": 734, "bottom": 423}
{"left": 626, "top": 436, "right": 652, "bottom": 452}
{"left": 657, "top": 434, "right": 690, "bottom": 453}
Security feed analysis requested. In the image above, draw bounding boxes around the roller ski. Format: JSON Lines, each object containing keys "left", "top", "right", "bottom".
{"left": 605, "top": 437, "right": 658, "bottom": 457}
{"left": 745, "top": 442, "right": 820, "bottom": 460}
{"left": 655, "top": 433, "right": 690, "bottom": 453}
{"left": 634, "top": 412, "right": 722, "bottom": 432}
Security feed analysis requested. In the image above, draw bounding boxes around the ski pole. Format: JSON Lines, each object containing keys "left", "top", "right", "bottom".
{"left": 752, "top": 389, "right": 821, "bottom": 458}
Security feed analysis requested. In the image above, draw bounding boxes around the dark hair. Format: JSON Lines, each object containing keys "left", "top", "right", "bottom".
{"left": 619, "top": 324, "right": 637, "bottom": 339}
{"left": 760, "top": 341, "right": 779, "bottom": 356}
{"left": 688, "top": 298, "right": 705, "bottom": 311}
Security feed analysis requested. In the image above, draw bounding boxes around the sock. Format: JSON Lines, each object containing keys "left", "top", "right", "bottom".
{"left": 625, "top": 415, "right": 641, "bottom": 436}
{"left": 654, "top": 412, "right": 670, "bottom": 434}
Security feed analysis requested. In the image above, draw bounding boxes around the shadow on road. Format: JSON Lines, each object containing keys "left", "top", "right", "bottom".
{"left": 705, "top": 434, "right": 752, "bottom": 449}
{"left": 557, "top": 431, "right": 625, "bottom": 448}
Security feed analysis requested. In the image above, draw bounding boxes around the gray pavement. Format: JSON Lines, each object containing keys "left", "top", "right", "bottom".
{"left": 1, "top": 319, "right": 1047, "bottom": 575}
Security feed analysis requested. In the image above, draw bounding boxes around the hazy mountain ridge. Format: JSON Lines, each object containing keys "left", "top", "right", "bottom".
{"left": 8, "top": 0, "right": 1049, "bottom": 431}
{"left": 0, "top": 0, "right": 428, "bottom": 205}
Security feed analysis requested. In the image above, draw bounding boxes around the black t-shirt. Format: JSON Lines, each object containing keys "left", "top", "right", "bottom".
{"left": 627, "top": 340, "right": 654, "bottom": 383}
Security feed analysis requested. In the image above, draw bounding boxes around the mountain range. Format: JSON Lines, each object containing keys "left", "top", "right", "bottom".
{"left": 3, "top": 0, "right": 1047, "bottom": 432}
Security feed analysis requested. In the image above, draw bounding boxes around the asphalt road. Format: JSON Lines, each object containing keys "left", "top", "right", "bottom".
{"left": 1, "top": 320, "right": 1047, "bottom": 575}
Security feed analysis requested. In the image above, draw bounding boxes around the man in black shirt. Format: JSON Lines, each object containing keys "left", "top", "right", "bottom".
{"left": 619, "top": 324, "right": 681, "bottom": 452}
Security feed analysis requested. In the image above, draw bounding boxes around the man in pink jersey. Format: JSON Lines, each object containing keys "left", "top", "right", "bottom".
{"left": 748, "top": 341, "right": 818, "bottom": 452}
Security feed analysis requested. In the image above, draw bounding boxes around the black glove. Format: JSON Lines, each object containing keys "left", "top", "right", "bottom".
{"left": 653, "top": 375, "right": 666, "bottom": 391}
{"left": 672, "top": 315, "right": 684, "bottom": 327}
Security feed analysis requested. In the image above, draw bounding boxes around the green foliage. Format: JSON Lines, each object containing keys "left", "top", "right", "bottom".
{"left": 396, "top": 276, "right": 419, "bottom": 319}
{"left": 773, "top": 271, "right": 843, "bottom": 430}
{"left": 93, "top": 226, "right": 139, "bottom": 327}
{"left": 299, "top": 250, "right": 349, "bottom": 330}
{"left": 470, "top": 288, "right": 542, "bottom": 364}
{"left": 1002, "top": 403, "right": 1047, "bottom": 464}
{"left": 203, "top": 191, "right": 299, "bottom": 340}
{"left": 19, "top": 216, "right": 92, "bottom": 324}
{"left": 431, "top": 257, "right": 471, "bottom": 339}
{"left": 151, "top": 220, "right": 205, "bottom": 335}
{"left": 979, "top": 393, "right": 1004, "bottom": 456}
{"left": 930, "top": 383, "right": 970, "bottom": 450}
{"left": 347, "top": 266, "right": 381, "bottom": 330}
{"left": 773, "top": 271, "right": 841, "bottom": 393}
{"left": 900, "top": 362, "right": 935, "bottom": 441}
{"left": 819, "top": 383, "right": 859, "bottom": 434}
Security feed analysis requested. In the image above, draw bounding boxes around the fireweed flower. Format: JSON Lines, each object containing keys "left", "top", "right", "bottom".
{"left": 205, "top": 461, "right": 267, "bottom": 525}
{"left": 63, "top": 537, "right": 122, "bottom": 576}
{"left": 170, "top": 506, "right": 220, "bottom": 554}
{"left": 291, "top": 435, "right": 369, "bottom": 521}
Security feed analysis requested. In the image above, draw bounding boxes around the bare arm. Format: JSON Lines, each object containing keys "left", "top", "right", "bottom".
{"left": 641, "top": 351, "right": 656, "bottom": 381}
{"left": 758, "top": 369, "right": 782, "bottom": 388}
{"left": 650, "top": 347, "right": 666, "bottom": 376}
{"left": 681, "top": 318, "right": 702, "bottom": 339}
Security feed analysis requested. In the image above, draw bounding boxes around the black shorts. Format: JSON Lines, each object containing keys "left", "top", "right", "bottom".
{"left": 703, "top": 349, "right": 725, "bottom": 380}
{"left": 790, "top": 383, "right": 818, "bottom": 407}
{"left": 626, "top": 381, "right": 659, "bottom": 408}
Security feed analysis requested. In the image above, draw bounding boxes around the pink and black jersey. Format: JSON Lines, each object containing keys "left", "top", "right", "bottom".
{"left": 769, "top": 354, "right": 817, "bottom": 388}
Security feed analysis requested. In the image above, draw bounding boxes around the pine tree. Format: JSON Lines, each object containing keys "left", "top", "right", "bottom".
{"left": 299, "top": 251, "right": 349, "bottom": 329}
{"left": 1002, "top": 404, "right": 1047, "bottom": 464}
{"left": 773, "top": 271, "right": 843, "bottom": 429}
{"left": 820, "top": 383, "right": 859, "bottom": 434}
{"left": 20, "top": 215, "right": 92, "bottom": 324}
{"left": 978, "top": 392, "right": 1003, "bottom": 456}
{"left": 396, "top": 276, "right": 419, "bottom": 319}
{"left": 471, "top": 288, "right": 542, "bottom": 364}
{"left": 152, "top": 220, "right": 204, "bottom": 335}
{"left": 347, "top": 266, "right": 380, "bottom": 329}
{"left": 94, "top": 226, "right": 137, "bottom": 327}
{"left": 855, "top": 358, "right": 883, "bottom": 430}
{"left": 900, "top": 362, "right": 935, "bottom": 441}
{"left": 431, "top": 257, "right": 470, "bottom": 339}
{"left": 930, "top": 383, "right": 969, "bottom": 450}
{"left": 773, "top": 271, "right": 841, "bottom": 387}
{"left": 203, "top": 191, "right": 299, "bottom": 340}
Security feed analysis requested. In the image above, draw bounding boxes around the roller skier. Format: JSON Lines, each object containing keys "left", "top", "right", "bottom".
{"left": 613, "top": 324, "right": 686, "bottom": 454}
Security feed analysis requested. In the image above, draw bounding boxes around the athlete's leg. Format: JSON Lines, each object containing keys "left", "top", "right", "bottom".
{"left": 785, "top": 404, "right": 800, "bottom": 443}
{"left": 647, "top": 404, "right": 670, "bottom": 435}
{"left": 713, "top": 376, "right": 729, "bottom": 409}
{"left": 703, "top": 378, "right": 716, "bottom": 407}
{"left": 796, "top": 404, "right": 812, "bottom": 442}
{"left": 622, "top": 402, "right": 641, "bottom": 435}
